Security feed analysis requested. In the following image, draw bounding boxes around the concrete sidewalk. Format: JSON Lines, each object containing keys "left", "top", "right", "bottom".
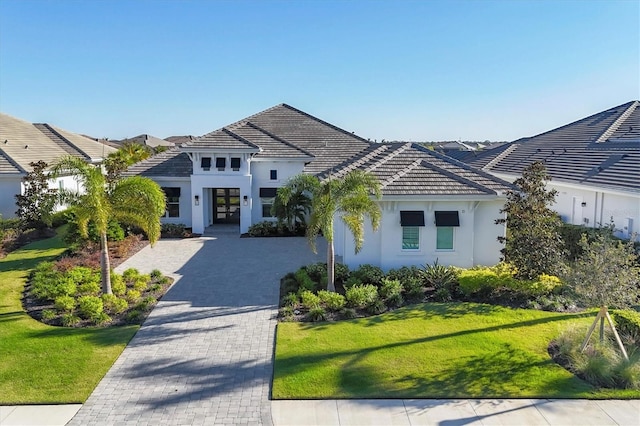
{"left": 2, "top": 399, "right": 638, "bottom": 425}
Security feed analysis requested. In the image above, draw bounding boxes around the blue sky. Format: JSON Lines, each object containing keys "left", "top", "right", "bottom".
{"left": 0, "top": 0, "right": 638, "bottom": 141}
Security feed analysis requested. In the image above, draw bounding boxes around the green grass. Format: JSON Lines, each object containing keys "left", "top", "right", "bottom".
{"left": 0, "top": 229, "right": 139, "bottom": 404}
{"left": 274, "top": 303, "right": 640, "bottom": 399}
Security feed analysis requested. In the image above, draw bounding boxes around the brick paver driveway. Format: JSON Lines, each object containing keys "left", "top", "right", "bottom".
{"left": 69, "top": 233, "right": 325, "bottom": 426}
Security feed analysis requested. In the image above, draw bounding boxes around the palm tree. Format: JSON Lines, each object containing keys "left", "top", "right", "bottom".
{"left": 52, "top": 156, "right": 165, "bottom": 294}
{"left": 271, "top": 188, "right": 311, "bottom": 233}
{"left": 278, "top": 170, "right": 382, "bottom": 292}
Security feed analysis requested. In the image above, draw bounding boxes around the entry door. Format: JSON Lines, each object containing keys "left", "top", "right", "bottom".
{"left": 214, "top": 188, "right": 240, "bottom": 224}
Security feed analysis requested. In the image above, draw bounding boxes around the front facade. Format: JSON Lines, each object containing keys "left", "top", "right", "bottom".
{"left": 460, "top": 101, "right": 640, "bottom": 240}
{"left": 128, "top": 104, "right": 513, "bottom": 270}
{"left": 0, "top": 113, "right": 117, "bottom": 218}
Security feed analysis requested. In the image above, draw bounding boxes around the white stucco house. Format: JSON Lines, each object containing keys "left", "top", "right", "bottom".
{"left": 0, "top": 113, "right": 117, "bottom": 219}
{"left": 127, "top": 104, "right": 514, "bottom": 270}
{"left": 458, "top": 101, "right": 640, "bottom": 240}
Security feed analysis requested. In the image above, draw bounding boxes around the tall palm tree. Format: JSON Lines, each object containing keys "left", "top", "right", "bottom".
{"left": 52, "top": 156, "right": 165, "bottom": 294}
{"left": 278, "top": 170, "right": 382, "bottom": 292}
{"left": 271, "top": 188, "right": 311, "bottom": 233}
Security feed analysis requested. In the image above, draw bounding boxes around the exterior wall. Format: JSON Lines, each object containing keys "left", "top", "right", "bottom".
{"left": 149, "top": 178, "right": 192, "bottom": 227}
{"left": 492, "top": 172, "right": 639, "bottom": 241}
{"left": 337, "top": 198, "right": 506, "bottom": 271}
{"left": 0, "top": 176, "right": 22, "bottom": 218}
{"left": 249, "top": 160, "right": 306, "bottom": 225}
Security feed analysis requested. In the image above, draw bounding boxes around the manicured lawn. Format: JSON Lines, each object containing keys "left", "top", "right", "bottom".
{"left": 274, "top": 303, "right": 640, "bottom": 399}
{"left": 0, "top": 229, "right": 138, "bottom": 404}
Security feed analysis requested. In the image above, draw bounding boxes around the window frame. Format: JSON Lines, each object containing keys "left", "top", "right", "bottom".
{"left": 270, "top": 169, "right": 278, "bottom": 180}
{"left": 436, "top": 226, "right": 454, "bottom": 250}
{"left": 402, "top": 226, "right": 420, "bottom": 250}
{"left": 161, "top": 187, "right": 181, "bottom": 218}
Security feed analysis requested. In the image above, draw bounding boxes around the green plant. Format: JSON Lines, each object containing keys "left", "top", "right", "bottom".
{"left": 317, "top": 290, "right": 346, "bottom": 311}
{"left": 126, "top": 309, "right": 144, "bottom": 324}
{"left": 612, "top": 354, "right": 640, "bottom": 389}
{"left": 295, "top": 268, "right": 317, "bottom": 292}
{"left": 299, "top": 290, "right": 321, "bottom": 310}
{"left": 272, "top": 187, "right": 311, "bottom": 233}
{"left": 54, "top": 295, "right": 76, "bottom": 312}
{"left": 247, "top": 221, "right": 278, "bottom": 237}
{"left": 77, "top": 296, "right": 104, "bottom": 321}
{"left": 101, "top": 293, "right": 129, "bottom": 314}
{"left": 613, "top": 310, "right": 640, "bottom": 347}
{"left": 125, "top": 289, "right": 141, "bottom": 303}
{"left": 279, "top": 306, "right": 295, "bottom": 320}
{"left": 93, "top": 311, "right": 112, "bottom": 326}
{"left": 61, "top": 313, "right": 81, "bottom": 327}
{"left": 345, "top": 284, "right": 378, "bottom": 308}
{"left": 432, "top": 287, "right": 453, "bottom": 302}
{"left": 282, "top": 292, "right": 299, "bottom": 308}
{"left": 150, "top": 269, "right": 163, "bottom": 280}
{"left": 496, "top": 161, "right": 564, "bottom": 279}
{"left": 280, "top": 273, "right": 299, "bottom": 296}
{"left": 308, "top": 306, "right": 327, "bottom": 322}
{"left": 15, "top": 160, "right": 58, "bottom": 230}
{"left": 111, "top": 274, "right": 126, "bottom": 296}
{"left": 341, "top": 307, "right": 357, "bottom": 319}
{"left": 132, "top": 275, "right": 150, "bottom": 292}
{"left": 458, "top": 268, "right": 500, "bottom": 297}
{"left": 402, "top": 277, "right": 424, "bottom": 301}
{"left": 387, "top": 266, "right": 422, "bottom": 285}
{"left": 31, "top": 264, "right": 76, "bottom": 301}
{"left": 160, "top": 223, "right": 188, "bottom": 238}
{"left": 40, "top": 309, "right": 57, "bottom": 321}
{"left": 379, "top": 279, "right": 403, "bottom": 299}
{"left": 367, "top": 299, "right": 387, "bottom": 315}
{"left": 422, "top": 260, "right": 458, "bottom": 290}
{"left": 134, "top": 296, "right": 157, "bottom": 312}
{"left": 343, "top": 276, "right": 362, "bottom": 289}
{"left": 352, "top": 264, "right": 385, "bottom": 287}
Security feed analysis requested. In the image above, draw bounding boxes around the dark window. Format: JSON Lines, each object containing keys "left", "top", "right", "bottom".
{"left": 216, "top": 157, "right": 226, "bottom": 170}
{"left": 400, "top": 211, "right": 425, "bottom": 227}
{"left": 259, "top": 188, "right": 278, "bottom": 198}
{"left": 270, "top": 169, "right": 278, "bottom": 180}
{"left": 231, "top": 157, "right": 241, "bottom": 170}
{"left": 201, "top": 157, "right": 211, "bottom": 170}
{"left": 435, "top": 211, "right": 460, "bottom": 227}
{"left": 161, "top": 187, "right": 181, "bottom": 218}
{"left": 262, "top": 201, "right": 274, "bottom": 218}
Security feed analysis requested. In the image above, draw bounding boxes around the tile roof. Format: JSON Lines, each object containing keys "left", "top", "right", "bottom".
{"left": 459, "top": 101, "right": 640, "bottom": 193}
{"left": 318, "top": 143, "right": 514, "bottom": 196}
{"left": 130, "top": 104, "right": 513, "bottom": 197}
{"left": 123, "top": 148, "right": 192, "bottom": 178}
{"left": 0, "top": 113, "right": 117, "bottom": 174}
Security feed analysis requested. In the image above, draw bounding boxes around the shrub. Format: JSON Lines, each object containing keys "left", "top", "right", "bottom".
{"left": 279, "top": 306, "right": 295, "bottom": 321}
{"left": 161, "top": 223, "right": 188, "bottom": 238}
{"left": 126, "top": 309, "right": 144, "bottom": 324}
{"left": 342, "top": 307, "right": 357, "bottom": 319}
{"left": 295, "top": 269, "right": 317, "bottom": 292}
{"left": 379, "top": 279, "right": 403, "bottom": 299}
{"left": 352, "top": 264, "right": 385, "bottom": 287}
{"left": 61, "top": 313, "right": 80, "bottom": 327}
{"left": 280, "top": 273, "right": 299, "bottom": 296}
{"left": 41, "top": 309, "right": 56, "bottom": 321}
{"left": 78, "top": 296, "right": 104, "bottom": 321}
{"left": 132, "top": 275, "right": 151, "bottom": 292}
{"left": 403, "top": 277, "right": 424, "bottom": 301}
{"left": 299, "top": 290, "right": 321, "bottom": 310}
{"left": 101, "top": 293, "right": 129, "bottom": 314}
{"left": 422, "top": 260, "right": 458, "bottom": 290}
{"left": 387, "top": 266, "right": 422, "bottom": 285}
{"left": 613, "top": 310, "right": 640, "bottom": 347}
{"left": 281, "top": 292, "right": 299, "bottom": 308}
{"left": 31, "top": 262, "right": 75, "bottom": 300}
{"left": 343, "top": 276, "right": 362, "bottom": 289}
{"left": 458, "top": 268, "right": 501, "bottom": 297}
{"left": 148, "top": 283, "right": 162, "bottom": 292}
{"left": 93, "top": 312, "right": 112, "bottom": 325}
{"left": 135, "top": 296, "right": 157, "bottom": 312}
{"left": 54, "top": 295, "right": 76, "bottom": 312}
{"left": 122, "top": 268, "right": 139, "bottom": 283}
{"left": 125, "top": 289, "right": 141, "bottom": 303}
{"left": 111, "top": 274, "right": 126, "bottom": 296}
{"left": 248, "top": 221, "right": 278, "bottom": 237}
{"left": 368, "top": 299, "right": 387, "bottom": 315}
{"left": 612, "top": 354, "right": 640, "bottom": 389}
{"left": 150, "top": 269, "right": 163, "bottom": 280}
{"left": 308, "top": 307, "right": 327, "bottom": 322}
{"left": 317, "top": 290, "right": 346, "bottom": 311}
{"left": 345, "top": 284, "right": 378, "bottom": 308}
{"left": 432, "top": 287, "right": 453, "bottom": 302}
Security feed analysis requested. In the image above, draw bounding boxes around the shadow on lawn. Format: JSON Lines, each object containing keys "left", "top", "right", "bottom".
{"left": 277, "top": 311, "right": 594, "bottom": 397}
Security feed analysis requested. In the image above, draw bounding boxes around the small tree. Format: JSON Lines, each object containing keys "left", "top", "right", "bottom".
{"left": 15, "top": 161, "right": 58, "bottom": 229}
{"left": 277, "top": 170, "right": 382, "bottom": 292}
{"left": 562, "top": 230, "right": 640, "bottom": 360}
{"left": 495, "top": 161, "right": 563, "bottom": 279}
{"left": 272, "top": 188, "right": 311, "bottom": 233}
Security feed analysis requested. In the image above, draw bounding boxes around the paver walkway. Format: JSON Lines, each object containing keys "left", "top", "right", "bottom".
{"left": 69, "top": 233, "right": 325, "bottom": 426}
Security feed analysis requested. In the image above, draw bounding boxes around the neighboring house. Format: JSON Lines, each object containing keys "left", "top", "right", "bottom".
{"left": 127, "top": 104, "right": 513, "bottom": 270}
{"left": 113, "top": 134, "right": 175, "bottom": 148}
{"left": 459, "top": 101, "right": 640, "bottom": 240}
{"left": 0, "top": 112, "right": 117, "bottom": 219}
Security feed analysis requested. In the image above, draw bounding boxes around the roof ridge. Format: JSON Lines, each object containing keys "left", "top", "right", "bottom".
{"left": 419, "top": 160, "right": 497, "bottom": 195}
{"left": 279, "top": 104, "right": 373, "bottom": 145}
{"left": 0, "top": 147, "right": 28, "bottom": 173}
{"left": 244, "top": 121, "right": 315, "bottom": 158}
{"left": 380, "top": 158, "right": 422, "bottom": 189}
{"left": 319, "top": 144, "right": 390, "bottom": 180}
{"left": 221, "top": 128, "right": 262, "bottom": 150}
{"left": 595, "top": 100, "right": 639, "bottom": 143}
{"left": 362, "top": 142, "right": 412, "bottom": 174}
{"left": 412, "top": 143, "right": 514, "bottom": 190}
{"left": 34, "top": 123, "right": 92, "bottom": 161}
{"left": 483, "top": 143, "right": 519, "bottom": 170}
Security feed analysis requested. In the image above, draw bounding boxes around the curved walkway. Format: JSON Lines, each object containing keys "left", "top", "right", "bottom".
{"left": 69, "top": 234, "right": 325, "bottom": 426}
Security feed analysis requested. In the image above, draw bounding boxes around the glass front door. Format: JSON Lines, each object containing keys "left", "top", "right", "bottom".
{"left": 213, "top": 188, "right": 240, "bottom": 224}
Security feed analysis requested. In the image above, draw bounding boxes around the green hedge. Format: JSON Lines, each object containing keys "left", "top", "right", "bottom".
{"left": 612, "top": 309, "right": 640, "bottom": 344}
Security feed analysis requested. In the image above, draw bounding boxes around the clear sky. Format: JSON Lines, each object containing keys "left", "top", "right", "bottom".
{"left": 0, "top": 0, "right": 638, "bottom": 142}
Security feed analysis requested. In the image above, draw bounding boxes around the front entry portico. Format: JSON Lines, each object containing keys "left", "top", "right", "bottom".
{"left": 213, "top": 188, "right": 240, "bottom": 224}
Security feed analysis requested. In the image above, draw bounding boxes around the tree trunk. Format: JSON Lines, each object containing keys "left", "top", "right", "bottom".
{"left": 327, "top": 239, "right": 335, "bottom": 292}
{"left": 100, "top": 231, "right": 112, "bottom": 294}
